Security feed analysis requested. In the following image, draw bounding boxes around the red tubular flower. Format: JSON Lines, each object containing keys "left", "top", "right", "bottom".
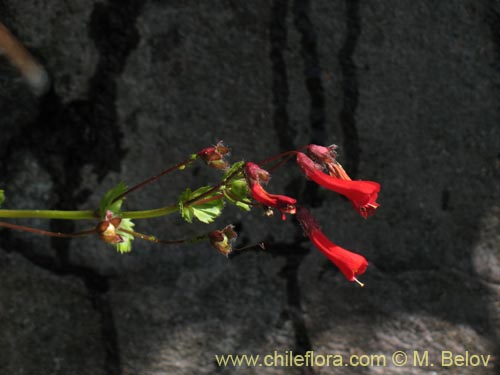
{"left": 249, "top": 183, "right": 297, "bottom": 219}
{"left": 244, "top": 162, "right": 297, "bottom": 220}
{"left": 296, "top": 207, "right": 368, "bottom": 285}
{"left": 296, "top": 152, "right": 380, "bottom": 218}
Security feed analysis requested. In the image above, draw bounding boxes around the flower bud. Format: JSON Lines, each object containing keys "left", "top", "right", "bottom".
{"left": 209, "top": 225, "right": 238, "bottom": 256}
{"left": 96, "top": 211, "right": 124, "bottom": 244}
{"left": 197, "top": 141, "right": 230, "bottom": 170}
{"left": 96, "top": 220, "right": 123, "bottom": 244}
{"left": 244, "top": 162, "right": 270, "bottom": 185}
{"left": 307, "top": 144, "right": 338, "bottom": 164}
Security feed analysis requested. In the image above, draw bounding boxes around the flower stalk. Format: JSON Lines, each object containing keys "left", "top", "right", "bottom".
{"left": 0, "top": 220, "right": 97, "bottom": 238}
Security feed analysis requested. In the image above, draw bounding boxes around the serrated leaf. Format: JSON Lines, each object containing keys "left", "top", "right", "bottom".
{"left": 99, "top": 182, "right": 128, "bottom": 217}
{"left": 115, "top": 218, "right": 135, "bottom": 253}
{"left": 115, "top": 240, "right": 132, "bottom": 253}
{"left": 178, "top": 186, "right": 224, "bottom": 224}
{"left": 178, "top": 188, "right": 194, "bottom": 223}
{"left": 0, "top": 190, "right": 4, "bottom": 208}
{"left": 224, "top": 178, "right": 251, "bottom": 211}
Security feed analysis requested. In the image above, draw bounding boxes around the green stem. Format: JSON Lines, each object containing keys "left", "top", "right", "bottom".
{"left": 0, "top": 209, "right": 97, "bottom": 220}
{"left": 121, "top": 205, "right": 178, "bottom": 219}
{"left": 0, "top": 166, "right": 245, "bottom": 222}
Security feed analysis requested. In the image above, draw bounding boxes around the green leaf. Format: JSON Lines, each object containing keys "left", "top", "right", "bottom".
{"left": 115, "top": 218, "right": 135, "bottom": 253}
{"left": 223, "top": 178, "right": 251, "bottom": 211}
{"left": 178, "top": 186, "right": 224, "bottom": 224}
{"left": 99, "top": 182, "right": 128, "bottom": 217}
{"left": 0, "top": 190, "right": 4, "bottom": 208}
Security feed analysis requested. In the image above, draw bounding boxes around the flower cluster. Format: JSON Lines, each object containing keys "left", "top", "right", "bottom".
{"left": 0, "top": 140, "right": 379, "bottom": 286}
{"left": 243, "top": 144, "right": 380, "bottom": 286}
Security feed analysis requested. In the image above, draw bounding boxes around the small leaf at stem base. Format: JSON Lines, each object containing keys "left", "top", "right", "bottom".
{"left": 178, "top": 186, "right": 224, "bottom": 224}
{"left": 115, "top": 218, "right": 135, "bottom": 253}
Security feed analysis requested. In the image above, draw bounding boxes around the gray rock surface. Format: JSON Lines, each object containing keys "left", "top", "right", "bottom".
{"left": 1, "top": 0, "right": 499, "bottom": 374}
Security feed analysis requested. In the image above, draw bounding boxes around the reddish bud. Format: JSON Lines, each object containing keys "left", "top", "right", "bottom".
{"left": 307, "top": 144, "right": 338, "bottom": 164}
{"left": 307, "top": 144, "right": 351, "bottom": 180}
{"left": 243, "top": 162, "right": 270, "bottom": 185}
{"left": 197, "top": 141, "right": 230, "bottom": 170}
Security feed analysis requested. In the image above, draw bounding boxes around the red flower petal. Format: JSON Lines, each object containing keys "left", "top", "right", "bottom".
{"left": 296, "top": 152, "right": 380, "bottom": 218}
{"left": 296, "top": 207, "right": 368, "bottom": 284}
{"left": 249, "top": 183, "right": 297, "bottom": 220}
{"left": 309, "top": 228, "right": 368, "bottom": 282}
{"left": 244, "top": 162, "right": 296, "bottom": 220}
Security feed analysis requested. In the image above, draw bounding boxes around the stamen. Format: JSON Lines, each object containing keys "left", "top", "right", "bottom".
{"left": 353, "top": 277, "right": 365, "bottom": 287}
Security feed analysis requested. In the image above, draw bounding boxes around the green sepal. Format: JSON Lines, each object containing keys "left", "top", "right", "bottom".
{"left": 178, "top": 186, "right": 224, "bottom": 224}
{"left": 221, "top": 161, "right": 251, "bottom": 211}
{"left": 223, "top": 179, "right": 251, "bottom": 211}
{"left": 0, "top": 190, "right": 4, "bottom": 208}
{"left": 99, "top": 182, "right": 128, "bottom": 217}
{"left": 115, "top": 218, "right": 135, "bottom": 253}
{"left": 223, "top": 161, "right": 245, "bottom": 181}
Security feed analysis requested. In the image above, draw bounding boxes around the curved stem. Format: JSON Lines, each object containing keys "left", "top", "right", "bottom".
{"left": 266, "top": 154, "right": 296, "bottom": 173}
{"left": 0, "top": 209, "right": 97, "bottom": 220}
{"left": 119, "top": 228, "right": 184, "bottom": 244}
{"left": 119, "top": 228, "right": 208, "bottom": 245}
{"left": 0, "top": 221, "right": 97, "bottom": 238}
{"left": 257, "top": 150, "right": 299, "bottom": 167}
{"left": 112, "top": 154, "right": 198, "bottom": 203}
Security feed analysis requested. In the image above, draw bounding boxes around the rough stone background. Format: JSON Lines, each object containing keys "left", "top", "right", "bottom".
{"left": 1, "top": 1, "right": 500, "bottom": 374}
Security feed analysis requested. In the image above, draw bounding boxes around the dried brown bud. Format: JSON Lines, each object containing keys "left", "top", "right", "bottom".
{"left": 209, "top": 224, "right": 238, "bottom": 256}
{"left": 96, "top": 213, "right": 124, "bottom": 244}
